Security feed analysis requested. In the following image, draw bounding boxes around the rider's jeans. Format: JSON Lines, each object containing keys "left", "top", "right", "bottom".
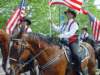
{"left": 69, "top": 40, "right": 81, "bottom": 75}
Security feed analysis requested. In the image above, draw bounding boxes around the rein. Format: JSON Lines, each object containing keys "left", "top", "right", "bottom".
{"left": 18, "top": 43, "right": 49, "bottom": 67}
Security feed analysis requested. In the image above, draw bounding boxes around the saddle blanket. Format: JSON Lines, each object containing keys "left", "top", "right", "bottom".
{"left": 63, "top": 43, "right": 89, "bottom": 63}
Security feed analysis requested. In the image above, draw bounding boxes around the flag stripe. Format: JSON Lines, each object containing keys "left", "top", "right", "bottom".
{"left": 11, "top": 17, "right": 20, "bottom": 34}
{"left": 98, "top": 26, "right": 100, "bottom": 41}
{"left": 8, "top": 9, "right": 20, "bottom": 32}
{"left": 49, "top": 1, "right": 70, "bottom": 7}
{"left": 64, "top": 0, "right": 81, "bottom": 11}
{"left": 6, "top": 8, "right": 18, "bottom": 27}
{"left": 6, "top": 9, "right": 20, "bottom": 34}
{"left": 93, "top": 20, "right": 97, "bottom": 38}
{"left": 64, "top": 0, "right": 81, "bottom": 8}
{"left": 71, "top": 0, "right": 83, "bottom": 5}
{"left": 6, "top": 8, "right": 20, "bottom": 27}
{"left": 49, "top": 0, "right": 87, "bottom": 14}
{"left": 6, "top": 0, "right": 26, "bottom": 35}
{"left": 6, "top": 9, "right": 20, "bottom": 29}
{"left": 10, "top": 16, "right": 20, "bottom": 33}
{"left": 95, "top": 21, "right": 100, "bottom": 41}
{"left": 91, "top": 19, "right": 100, "bottom": 41}
{"left": 94, "top": 21, "right": 98, "bottom": 40}
{"left": 49, "top": 1, "right": 81, "bottom": 11}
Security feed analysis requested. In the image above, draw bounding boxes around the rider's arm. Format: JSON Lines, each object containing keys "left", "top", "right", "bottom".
{"left": 51, "top": 23, "right": 64, "bottom": 32}
{"left": 58, "top": 22, "right": 78, "bottom": 39}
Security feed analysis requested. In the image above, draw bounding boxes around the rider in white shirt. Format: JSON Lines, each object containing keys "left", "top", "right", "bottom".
{"left": 80, "top": 27, "right": 89, "bottom": 42}
{"left": 51, "top": 8, "right": 82, "bottom": 75}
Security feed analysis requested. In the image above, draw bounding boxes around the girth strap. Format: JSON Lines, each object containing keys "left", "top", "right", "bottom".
{"left": 40, "top": 50, "right": 65, "bottom": 70}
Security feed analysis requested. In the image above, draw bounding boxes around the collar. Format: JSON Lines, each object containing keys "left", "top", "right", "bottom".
{"left": 68, "top": 18, "right": 74, "bottom": 23}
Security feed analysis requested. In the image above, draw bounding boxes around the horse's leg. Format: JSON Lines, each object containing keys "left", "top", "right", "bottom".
{"left": 87, "top": 52, "right": 96, "bottom": 75}
{"left": 1, "top": 46, "right": 9, "bottom": 75}
{"left": 87, "top": 60, "right": 96, "bottom": 75}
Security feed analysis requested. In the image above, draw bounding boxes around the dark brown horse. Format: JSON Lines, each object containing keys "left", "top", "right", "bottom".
{"left": 16, "top": 33, "right": 96, "bottom": 75}
{"left": 0, "top": 29, "right": 9, "bottom": 75}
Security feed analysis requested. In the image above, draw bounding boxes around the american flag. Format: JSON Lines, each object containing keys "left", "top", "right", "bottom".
{"left": 92, "top": 19, "right": 100, "bottom": 41}
{"left": 49, "top": 0, "right": 87, "bottom": 14}
{"left": 88, "top": 12, "right": 100, "bottom": 41}
{"left": 6, "top": 0, "right": 26, "bottom": 35}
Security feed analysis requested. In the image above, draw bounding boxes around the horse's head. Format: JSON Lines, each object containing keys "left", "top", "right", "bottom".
{"left": 18, "top": 33, "right": 43, "bottom": 60}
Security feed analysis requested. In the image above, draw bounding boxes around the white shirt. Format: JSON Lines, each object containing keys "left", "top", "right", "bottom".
{"left": 80, "top": 32, "right": 89, "bottom": 40}
{"left": 52, "top": 19, "right": 78, "bottom": 39}
{"left": 26, "top": 27, "right": 32, "bottom": 33}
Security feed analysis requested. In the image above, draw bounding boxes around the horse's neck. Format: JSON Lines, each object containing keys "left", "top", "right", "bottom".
{"left": 36, "top": 41, "right": 60, "bottom": 66}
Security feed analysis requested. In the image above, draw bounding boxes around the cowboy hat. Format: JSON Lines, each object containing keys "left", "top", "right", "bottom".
{"left": 64, "top": 8, "right": 77, "bottom": 17}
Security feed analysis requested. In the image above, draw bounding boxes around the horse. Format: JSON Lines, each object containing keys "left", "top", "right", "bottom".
{"left": 9, "top": 34, "right": 38, "bottom": 75}
{"left": 0, "top": 29, "right": 9, "bottom": 75}
{"left": 15, "top": 32, "right": 96, "bottom": 75}
{"left": 81, "top": 36, "right": 100, "bottom": 69}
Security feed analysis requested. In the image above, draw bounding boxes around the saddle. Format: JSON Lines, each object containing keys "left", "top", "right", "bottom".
{"left": 63, "top": 42, "right": 89, "bottom": 63}
{"left": 47, "top": 36, "right": 90, "bottom": 63}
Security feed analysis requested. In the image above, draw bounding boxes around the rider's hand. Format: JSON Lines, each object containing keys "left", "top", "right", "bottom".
{"left": 48, "top": 19, "right": 53, "bottom": 24}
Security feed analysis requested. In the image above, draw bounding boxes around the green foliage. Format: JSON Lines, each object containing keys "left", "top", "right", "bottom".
{"left": 0, "top": 0, "right": 100, "bottom": 35}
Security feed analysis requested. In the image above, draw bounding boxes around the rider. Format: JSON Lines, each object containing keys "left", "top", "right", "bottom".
{"left": 80, "top": 26, "right": 89, "bottom": 42}
{"left": 20, "top": 17, "right": 32, "bottom": 33}
{"left": 11, "top": 17, "right": 32, "bottom": 39}
{"left": 51, "top": 8, "right": 81, "bottom": 75}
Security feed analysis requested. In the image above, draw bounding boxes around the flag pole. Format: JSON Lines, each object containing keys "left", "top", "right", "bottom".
{"left": 48, "top": 0, "right": 52, "bottom": 37}
{"left": 59, "top": 5, "right": 61, "bottom": 25}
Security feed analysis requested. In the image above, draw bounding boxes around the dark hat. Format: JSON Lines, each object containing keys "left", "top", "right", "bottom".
{"left": 82, "top": 27, "right": 88, "bottom": 31}
{"left": 64, "top": 8, "right": 77, "bottom": 17}
{"left": 21, "top": 17, "right": 31, "bottom": 26}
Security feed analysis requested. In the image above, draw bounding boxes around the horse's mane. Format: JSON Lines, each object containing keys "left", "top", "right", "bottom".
{"left": 27, "top": 32, "right": 61, "bottom": 46}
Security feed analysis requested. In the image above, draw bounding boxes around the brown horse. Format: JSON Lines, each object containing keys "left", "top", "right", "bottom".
{"left": 16, "top": 33, "right": 96, "bottom": 75}
{"left": 0, "top": 29, "right": 9, "bottom": 75}
{"left": 9, "top": 39, "right": 37, "bottom": 75}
